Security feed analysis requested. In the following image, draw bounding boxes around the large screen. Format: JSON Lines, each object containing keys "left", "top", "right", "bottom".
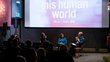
{"left": 25, "top": 0, "right": 107, "bottom": 28}
{"left": 0, "top": 0, "right": 11, "bottom": 26}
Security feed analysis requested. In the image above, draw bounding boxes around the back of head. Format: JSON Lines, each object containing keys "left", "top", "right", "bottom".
{"left": 37, "top": 48, "right": 46, "bottom": 58}
{"left": 12, "top": 38, "right": 19, "bottom": 47}
{"left": 25, "top": 40, "right": 32, "bottom": 47}
{"left": 20, "top": 42, "right": 25, "bottom": 49}
{"left": 43, "top": 41, "right": 53, "bottom": 51}
{"left": 16, "top": 55, "right": 26, "bottom": 62}
{"left": 59, "top": 45, "right": 67, "bottom": 52}
{"left": 10, "top": 35, "right": 15, "bottom": 39}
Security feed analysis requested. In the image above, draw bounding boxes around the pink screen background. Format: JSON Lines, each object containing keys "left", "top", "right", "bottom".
{"left": 25, "top": 0, "right": 102, "bottom": 27}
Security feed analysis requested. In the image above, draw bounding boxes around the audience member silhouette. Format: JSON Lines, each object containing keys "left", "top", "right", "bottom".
{"left": 43, "top": 41, "right": 53, "bottom": 52}
{"left": 16, "top": 55, "right": 27, "bottom": 62}
{"left": 1, "top": 34, "right": 75, "bottom": 62}
{"left": 58, "top": 45, "right": 74, "bottom": 62}
{"left": 21, "top": 40, "right": 37, "bottom": 62}
{"left": 68, "top": 43, "right": 76, "bottom": 57}
{"left": 46, "top": 45, "right": 74, "bottom": 62}
{"left": 37, "top": 48, "right": 48, "bottom": 62}
{"left": 2, "top": 37, "right": 21, "bottom": 62}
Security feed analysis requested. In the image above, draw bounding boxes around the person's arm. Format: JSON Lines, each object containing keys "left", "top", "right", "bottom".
{"left": 80, "top": 36, "right": 85, "bottom": 44}
{"left": 82, "top": 36, "right": 85, "bottom": 41}
{"left": 75, "top": 37, "right": 80, "bottom": 44}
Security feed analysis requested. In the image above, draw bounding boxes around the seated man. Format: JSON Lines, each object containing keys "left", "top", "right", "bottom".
{"left": 75, "top": 32, "right": 85, "bottom": 48}
{"left": 74, "top": 32, "right": 85, "bottom": 58}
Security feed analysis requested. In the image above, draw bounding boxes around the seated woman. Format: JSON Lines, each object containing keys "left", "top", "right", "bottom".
{"left": 57, "top": 33, "right": 67, "bottom": 49}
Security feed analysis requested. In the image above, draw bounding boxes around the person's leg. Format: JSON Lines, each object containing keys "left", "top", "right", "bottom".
{"left": 75, "top": 48, "right": 81, "bottom": 58}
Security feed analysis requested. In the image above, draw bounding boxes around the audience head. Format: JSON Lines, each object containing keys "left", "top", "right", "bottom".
{"left": 12, "top": 38, "right": 20, "bottom": 47}
{"left": 7, "top": 35, "right": 15, "bottom": 42}
{"left": 25, "top": 40, "right": 32, "bottom": 47}
{"left": 10, "top": 35, "right": 15, "bottom": 39}
{"left": 59, "top": 45, "right": 67, "bottom": 52}
{"left": 16, "top": 55, "right": 27, "bottom": 62}
{"left": 20, "top": 42, "right": 25, "bottom": 49}
{"left": 43, "top": 41, "right": 53, "bottom": 51}
{"left": 37, "top": 48, "right": 46, "bottom": 58}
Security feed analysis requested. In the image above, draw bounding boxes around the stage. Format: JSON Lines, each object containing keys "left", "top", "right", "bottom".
{"left": 74, "top": 53, "right": 110, "bottom": 62}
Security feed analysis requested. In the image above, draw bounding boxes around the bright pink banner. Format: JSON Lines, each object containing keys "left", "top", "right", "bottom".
{"left": 0, "top": 0, "right": 11, "bottom": 26}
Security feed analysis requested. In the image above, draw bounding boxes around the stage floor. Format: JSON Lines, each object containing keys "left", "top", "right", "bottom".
{"left": 73, "top": 53, "right": 110, "bottom": 62}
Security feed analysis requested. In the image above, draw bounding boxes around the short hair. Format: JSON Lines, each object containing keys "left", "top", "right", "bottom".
{"left": 78, "top": 32, "right": 83, "bottom": 35}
